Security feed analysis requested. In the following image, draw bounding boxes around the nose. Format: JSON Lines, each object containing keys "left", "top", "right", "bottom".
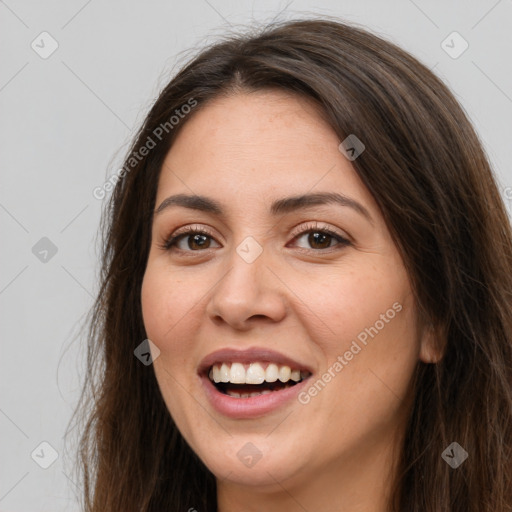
{"left": 205, "top": 244, "right": 287, "bottom": 330}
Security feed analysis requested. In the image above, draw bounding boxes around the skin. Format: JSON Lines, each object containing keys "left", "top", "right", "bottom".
{"left": 141, "top": 90, "right": 438, "bottom": 511}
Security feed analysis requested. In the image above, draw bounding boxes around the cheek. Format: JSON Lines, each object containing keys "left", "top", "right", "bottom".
{"left": 140, "top": 263, "right": 202, "bottom": 427}
{"left": 141, "top": 262, "right": 198, "bottom": 347}
{"left": 291, "top": 262, "right": 410, "bottom": 349}
{"left": 141, "top": 268, "right": 171, "bottom": 343}
{"left": 293, "top": 260, "right": 419, "bottom": 400}
{"left": 290, "top": 270, "right": 418, "bottom": 457}
{"left": 140, "top": 260, "right": 218, "bottom": 389}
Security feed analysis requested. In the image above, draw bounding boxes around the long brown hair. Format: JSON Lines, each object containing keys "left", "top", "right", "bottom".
{"left": 67, "top": 16, "right": 512, "bottom": 511}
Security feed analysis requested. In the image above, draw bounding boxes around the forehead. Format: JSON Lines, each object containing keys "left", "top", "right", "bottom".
{"left": 163, "top": 90, "right": 336, "bottom": 164}
{"left": 156, "top": 91, "right": 377, "bottom": 216}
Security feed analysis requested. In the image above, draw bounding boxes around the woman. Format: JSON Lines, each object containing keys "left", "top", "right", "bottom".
{"left": 70, "top": 16, "right": 512, "bottom": 511}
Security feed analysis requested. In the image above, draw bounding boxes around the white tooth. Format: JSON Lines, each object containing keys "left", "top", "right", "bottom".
{"left": 291, "top": 369, "right": 301, "bottom": 382}
{"left": 261, "top": 390, "right": 272, "bottom": 395}
{"left": 246, "top": 362, "right": 265, "bottom": 384}
{"left": 227, "top": 391, "right": 241, "bottom": 398}
{"left": 278, "top": 365, "right": 291, "bottom": 382}
{"left": 265, "top": 363, "right": 279, "bottom": 382}
{"left": 220, "top": 363, "right": 230, "bottom": 383}
{"left": 212, "top": 365, "right": 221, "bottom": 383}
{"left": 209, "top": 367, "right": 214, "bottom": 381}
{"left": 240, "top": 393, "right": 249, "bottom": 398}
{"left": 230, "top": 362, "right": 246, "bottom": 383}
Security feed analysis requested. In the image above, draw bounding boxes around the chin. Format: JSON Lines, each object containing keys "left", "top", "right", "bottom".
{"left": 192, "top": 434, "right": 309, "bottom": 488}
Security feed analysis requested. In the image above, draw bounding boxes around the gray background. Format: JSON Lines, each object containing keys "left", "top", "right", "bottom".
{"left": 1, "top": 0, "right": 511, "bottom": 510}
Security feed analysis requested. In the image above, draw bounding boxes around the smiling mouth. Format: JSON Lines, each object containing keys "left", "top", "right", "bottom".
{"left": 207, "top": 361, "right": 312, "bottom": 398}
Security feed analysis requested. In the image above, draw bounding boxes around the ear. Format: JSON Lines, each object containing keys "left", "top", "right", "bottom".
{"left": 419, "top": 321, "right": 445, "bottom": 364}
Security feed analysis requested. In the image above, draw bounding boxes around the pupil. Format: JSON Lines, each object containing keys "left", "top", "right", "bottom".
{"left": 309, "top": 232, "right": 330, "bottom": 249}
{"left": 190, "top": 234, "right": 209, "bottom": 250}
{"left": 188, "top": 232, "right": 331, "bottom": 250}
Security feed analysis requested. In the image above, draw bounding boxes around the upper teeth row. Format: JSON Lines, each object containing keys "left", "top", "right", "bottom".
{"left": 209, "top": 362, "right": 306, "bottom": 384}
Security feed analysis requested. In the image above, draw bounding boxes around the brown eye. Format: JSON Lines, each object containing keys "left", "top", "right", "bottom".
{"left": 183, "top": 233, "right": 212, "bottom": 250}
{"left": 307, "top": 231, "right": 334, "bottom": 249}
{"left": 292, "top": 228, "right": 350, "bottom": 251}
{"left": 163, "top": 229, "right": 220, "bottom": 251}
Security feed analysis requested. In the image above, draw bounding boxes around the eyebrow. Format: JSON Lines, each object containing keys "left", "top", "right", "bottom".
{"left": 154, "top": 192, "right": 372, "bottom": 222}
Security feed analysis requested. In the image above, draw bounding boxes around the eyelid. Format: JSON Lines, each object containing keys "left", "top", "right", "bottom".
{"left": 171, "top": 223, "right": 216, "bottom": 240}
{"left": 159, "top": 224, "right": 218, "bottom": 251}
{"left": 160, "top": 221, "right": 351, "bottom": 253}
{"left": 288, "top": 221, "right": 349, "bottom": 243}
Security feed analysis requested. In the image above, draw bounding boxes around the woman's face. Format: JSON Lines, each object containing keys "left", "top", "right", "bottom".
{"left": 141, "top": 90, "right": 434, "bottom": 497}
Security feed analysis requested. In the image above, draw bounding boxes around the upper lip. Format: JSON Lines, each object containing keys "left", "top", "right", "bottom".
{"left": 197, "top": 347, "right": 314, "bottom": 376}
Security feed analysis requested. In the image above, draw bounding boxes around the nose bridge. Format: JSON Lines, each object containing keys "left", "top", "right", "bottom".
{"left": 206, "top": 235, "right": 286, "bottom": 327}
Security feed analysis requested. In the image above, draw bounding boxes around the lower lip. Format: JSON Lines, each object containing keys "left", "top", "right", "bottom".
{"left": 200, "top": 374, "right": 311, "bottom": 419}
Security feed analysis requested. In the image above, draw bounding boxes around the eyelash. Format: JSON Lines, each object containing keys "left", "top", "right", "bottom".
{"left": 159, "top": 222, "right": 351, "bottom": 254}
